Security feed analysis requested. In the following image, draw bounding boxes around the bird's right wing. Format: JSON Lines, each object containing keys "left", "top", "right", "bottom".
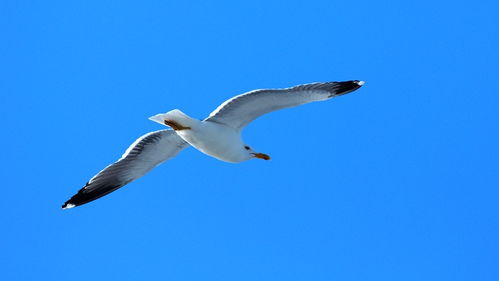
{"left": 205, "top": 81, "right": 364, "bottom": 130}
{"left": 62, "top": 129, "right": 188, "bottom": 209}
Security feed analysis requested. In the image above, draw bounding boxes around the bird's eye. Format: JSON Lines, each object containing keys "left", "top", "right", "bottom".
{"left": 244, "top": 146, "right": 250, "bottom": 150}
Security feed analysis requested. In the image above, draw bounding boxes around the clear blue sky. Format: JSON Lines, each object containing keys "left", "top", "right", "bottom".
{"left": 1, "top": 1, "right": 497, "bottom": 280}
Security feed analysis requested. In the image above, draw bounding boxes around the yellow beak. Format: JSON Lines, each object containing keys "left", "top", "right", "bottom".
{"left": 252, "top": 153, "right": 271, "bottom": 160}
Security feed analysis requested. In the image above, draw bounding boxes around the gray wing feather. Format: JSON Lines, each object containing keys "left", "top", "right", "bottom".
{"left": 205, "top": 81, "right": 363, "bottom": 130}
{"left": 62, "top": 130, "right": 188, "bottom": 208}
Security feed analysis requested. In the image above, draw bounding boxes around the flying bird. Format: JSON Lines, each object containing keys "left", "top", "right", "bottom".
{"left": 62, "top": 80, "right": 365, "bottom": 209}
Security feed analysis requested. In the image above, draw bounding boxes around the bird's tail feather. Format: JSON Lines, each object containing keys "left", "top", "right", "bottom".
{"left": 149, "top": 109, "right": 196, "bottom": 129}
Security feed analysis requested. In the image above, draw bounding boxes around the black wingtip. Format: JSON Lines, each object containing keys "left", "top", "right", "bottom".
{"left": 61, "top": 201, "right": 76, "bottom": 210}
{"left": 61, "top": 183, "right": 89, "bottom": 210}
{"left": 332, "top": 80, "right": 365, "bottom": 97}
{"left": 61, "top": 183, "right": 123, "bottom": 210}
{"left": 62, "top": 193, "right": 83, "bottom": 209}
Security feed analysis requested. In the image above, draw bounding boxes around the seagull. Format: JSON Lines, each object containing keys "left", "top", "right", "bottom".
{"left": 62, "top": 80, "right": 365, "bottom": 209}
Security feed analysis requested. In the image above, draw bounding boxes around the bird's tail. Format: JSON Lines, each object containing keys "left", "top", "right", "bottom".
{"left": 149, "top": 109, "right": 197, "bottom": 130}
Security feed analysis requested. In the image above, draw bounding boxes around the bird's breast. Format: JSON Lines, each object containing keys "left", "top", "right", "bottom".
{"left": 176, "top": 121, "right": 246, "bottom": 163}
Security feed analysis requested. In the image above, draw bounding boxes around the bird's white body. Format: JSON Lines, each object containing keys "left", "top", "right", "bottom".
{"left": 178, "top": 119, "right": 247, "bottom": 163}
{"left": 149, "top": 109, "right": 250, "bottom": 163}
{"left": 150, "top": 109, "right": 270, "bottom": 163}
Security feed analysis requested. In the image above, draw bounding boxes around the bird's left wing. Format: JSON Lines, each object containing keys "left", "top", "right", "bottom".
{"left": 62, "top": 129, "right": 188, "bottom": 209}
{"left": 205, "top": 80, "right": 364, "bottom": 130}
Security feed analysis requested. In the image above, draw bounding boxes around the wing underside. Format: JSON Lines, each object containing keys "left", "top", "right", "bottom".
{"left": 205, "top": 80, "right": 364, "bottom": 129}
{"left": 62, "top": 130, "right": 188, "bottom": 209}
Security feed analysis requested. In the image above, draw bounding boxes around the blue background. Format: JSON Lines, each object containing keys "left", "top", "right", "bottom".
{"left": 1, "top": 1, "right": 497, "bottom": 280}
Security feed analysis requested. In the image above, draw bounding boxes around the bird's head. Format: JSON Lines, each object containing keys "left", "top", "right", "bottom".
{"left": 243, "top": 145, "right": 270, "bottom": 161}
